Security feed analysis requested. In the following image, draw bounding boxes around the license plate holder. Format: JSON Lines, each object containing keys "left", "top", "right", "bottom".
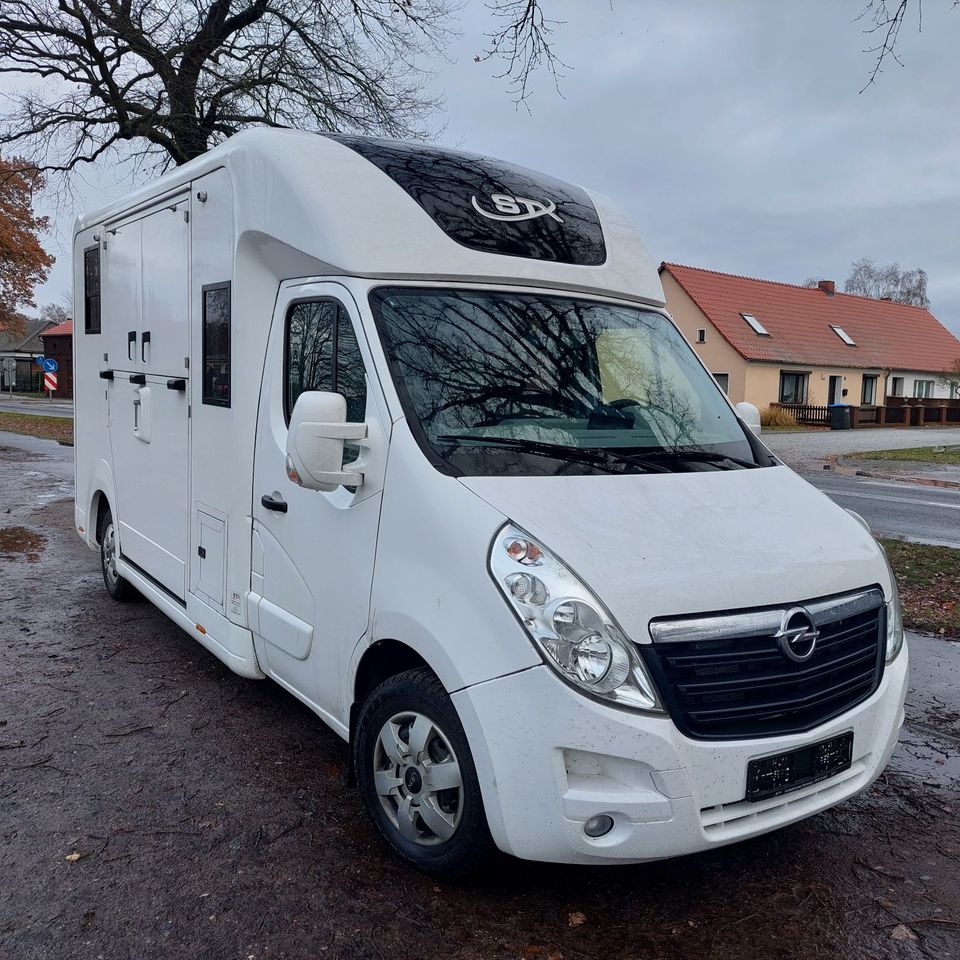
{"left": 746, "top": 732, "right": 854, "bottom": 803}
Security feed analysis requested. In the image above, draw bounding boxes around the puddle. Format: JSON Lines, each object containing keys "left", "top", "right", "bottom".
{"left": 0, "top": 445, "right": 43, "bottom": 462}
{"left": 0, "top": 525, "right": 47, "bottom": 562}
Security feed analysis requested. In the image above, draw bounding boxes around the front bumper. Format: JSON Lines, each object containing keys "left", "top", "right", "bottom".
{"left": 452, "top": 644, "right": 908, "bottom": 864}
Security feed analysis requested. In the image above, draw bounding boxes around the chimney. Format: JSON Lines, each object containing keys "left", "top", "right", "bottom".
{"left": 817, "top": 280, "right": 836, "bottom": 296}
{"left": 880, "top": 296, "right": 893, "bottom": 302}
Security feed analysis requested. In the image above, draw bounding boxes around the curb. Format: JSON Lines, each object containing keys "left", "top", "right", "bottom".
{"left": 831, "top": 458, "right": 960, "bottom": 490}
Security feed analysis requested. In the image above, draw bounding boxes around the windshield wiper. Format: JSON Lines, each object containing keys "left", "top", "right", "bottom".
{"left": 638, "top": 449, "right": 762, "bottom": 469}
{"left": 435, "top": 434, "right": 671, "bottom": 474}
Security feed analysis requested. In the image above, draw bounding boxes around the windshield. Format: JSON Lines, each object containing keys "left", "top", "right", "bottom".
{"left": 370, "top": 287, "right": 770, "bottom": 477}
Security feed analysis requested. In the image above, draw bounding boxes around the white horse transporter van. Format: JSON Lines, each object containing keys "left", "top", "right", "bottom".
{"left": 74, "top": 130, "right": 907, "bottom": 874}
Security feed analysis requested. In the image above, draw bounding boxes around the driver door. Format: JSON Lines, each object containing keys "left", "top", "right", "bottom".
{"left": 249, "top": 282, "right": 389, "bottom": 720}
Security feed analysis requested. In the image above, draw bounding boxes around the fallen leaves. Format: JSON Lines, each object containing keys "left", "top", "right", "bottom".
{"left": 890, "top": 924, "right": 918, "bottom": 941}
{"left": 65, "top": 852, "right": 81, "bottom": 862}
{"left": 878, "top": 538, "right": 960, "bottom": 639}
{"left": 567, "top": 911, "right": 586, "bottom": 928}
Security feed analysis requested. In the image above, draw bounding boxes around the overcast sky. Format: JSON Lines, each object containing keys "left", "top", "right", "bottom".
{"left": 29, "top": 0, "right": 960, "bottom": 333}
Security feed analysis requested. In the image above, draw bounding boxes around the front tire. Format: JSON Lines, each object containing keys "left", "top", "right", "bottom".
{"left": 355, "top": 668, "right": 493, "bottom": 876}
{"left": 98, "top": 508, "right": 135, "bottom": 602}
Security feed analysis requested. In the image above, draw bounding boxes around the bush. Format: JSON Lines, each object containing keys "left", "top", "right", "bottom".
{"left": 760, "top": 406, "right": 799, "bottom": 428}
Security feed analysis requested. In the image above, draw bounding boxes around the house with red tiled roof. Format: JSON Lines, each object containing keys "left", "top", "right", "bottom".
{"left": 660, "top": 263, "right": 960, "bottom": 410}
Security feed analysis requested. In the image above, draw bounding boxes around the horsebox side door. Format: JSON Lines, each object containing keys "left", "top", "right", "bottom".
{"left": 106, "top": 196, "right": 191, "bottom": 599}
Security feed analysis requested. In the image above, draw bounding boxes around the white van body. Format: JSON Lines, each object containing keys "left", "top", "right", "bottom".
{"left": 74, "top": 130, "right": 907, "bottom": 869}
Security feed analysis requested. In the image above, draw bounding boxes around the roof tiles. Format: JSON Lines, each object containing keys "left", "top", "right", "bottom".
{"left": 662, "top": 262, "right": 960, "bottom": 373}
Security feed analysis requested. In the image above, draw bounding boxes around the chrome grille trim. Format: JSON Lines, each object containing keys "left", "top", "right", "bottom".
{"left": 649, "top": 588, "right": 884, "bottom": 645}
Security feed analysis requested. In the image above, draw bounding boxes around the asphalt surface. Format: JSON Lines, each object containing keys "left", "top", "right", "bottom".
{"left": 1, "top": 433, "right": 959, "bottom": 960}
{"left": 0, "top": 396, "right": 74, "bottom": 418}
{"left": 802, "top": 471, "right": 960, "bottom": 548}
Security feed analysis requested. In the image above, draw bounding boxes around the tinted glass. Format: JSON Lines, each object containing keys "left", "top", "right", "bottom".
{"left": 371, "top": 288, "right": 762, "bottom": 478}
{"left": 202, "top": 283, "right": 231, "bottom": 406}
{"left": 287, "top": 301, "right": 335, "bottom": 416}
{"left": 84, "top": 245, "right": 101, "bottom": 334}
{"left": 325, "top": 134, "right": 606, "bottom": 266}
{"left": 285, "top": 300, "right": 367, "bottom": 425}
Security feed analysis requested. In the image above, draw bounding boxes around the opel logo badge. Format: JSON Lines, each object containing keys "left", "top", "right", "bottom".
{"left": 775, "top": 607, "right": 819, "bottom": 663}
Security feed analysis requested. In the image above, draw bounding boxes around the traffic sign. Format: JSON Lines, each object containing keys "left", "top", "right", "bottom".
{"left": 43, "top": 371, "right": 57, "bottom": 392}
{"left": 41, "top": 357, "right": 58, "bottom": 373}
{"left": 1, "top": 357, "right": 15, "bottom": 373}
{"left": 34, "top": 354, "right": 45, "bottom": 366}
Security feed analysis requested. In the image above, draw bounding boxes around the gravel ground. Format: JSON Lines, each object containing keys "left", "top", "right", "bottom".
{"left": 1, "top": 433, "right": 959, "bottom": 960}
{"left": 764, "top": 427, "right": 960, "bottom": 470}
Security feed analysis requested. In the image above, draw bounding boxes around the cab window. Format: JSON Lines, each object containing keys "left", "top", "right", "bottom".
{"left": 285, "top": 300, "right": 367, "bottom": 423}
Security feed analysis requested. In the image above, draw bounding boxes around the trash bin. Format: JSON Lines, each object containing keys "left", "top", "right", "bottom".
{"left": 828, "top": 404, "right": 852, "bottom": 430}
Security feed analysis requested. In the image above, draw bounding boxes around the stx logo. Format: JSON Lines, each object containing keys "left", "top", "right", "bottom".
{"left": 470, "top": 193, "right": 564, "bottom": 224}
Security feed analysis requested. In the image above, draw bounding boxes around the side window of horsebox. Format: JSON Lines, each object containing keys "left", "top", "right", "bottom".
{"left": 285, "top": 300, "right": 367, "bottom": 423}
{"left": 202, "top": 282, "right": 231, "bottom": 407}
{"left": 83, "top": 245, "right": 101, "bottom": 334}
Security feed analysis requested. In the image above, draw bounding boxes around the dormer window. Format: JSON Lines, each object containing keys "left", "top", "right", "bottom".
{"left": 741, "top": 313, "right": 769, "bottom": 336}
{"left": 830, "top": 325, "right": 856, "bottom": 346}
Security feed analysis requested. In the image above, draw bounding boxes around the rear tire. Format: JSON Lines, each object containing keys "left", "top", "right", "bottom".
{"left": 355, "top": 668, "right": 493, "bottom": 877}
{"left": 98, "top": 508, "right": 135, "bottom": 602}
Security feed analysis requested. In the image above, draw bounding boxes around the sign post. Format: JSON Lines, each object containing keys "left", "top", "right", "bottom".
{"left": 1, "top": 357, "right": 16, "bottom": 396}
{"left": 41, "top": 358, "right": 59, "bottom": 401}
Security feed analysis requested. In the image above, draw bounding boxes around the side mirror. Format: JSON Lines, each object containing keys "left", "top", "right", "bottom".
{"left": 286, "top": 391, "right": 367, "bottom": 492}
{"left": 735, "top": 401, "right": 762, "bottom": 435}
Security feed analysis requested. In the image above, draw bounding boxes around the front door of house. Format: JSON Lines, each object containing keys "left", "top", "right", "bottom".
{"left": 828, "top": 376, "right": 843, "bottom": 404}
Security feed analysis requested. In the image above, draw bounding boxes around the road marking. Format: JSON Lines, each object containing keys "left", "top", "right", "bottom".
{"left": 825, "top": 489, "right": 960, "bottom": 510}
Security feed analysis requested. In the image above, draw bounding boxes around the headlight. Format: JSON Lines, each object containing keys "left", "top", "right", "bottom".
{"left": 490, "top": 524, "right": 662, "bottom": 711}
{"left": 875, "top": 540, "right": 905, "bottom": 663}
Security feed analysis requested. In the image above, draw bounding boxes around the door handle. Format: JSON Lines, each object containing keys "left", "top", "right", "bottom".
{"left": 129, "top": 373, "right": 146, "bottom": 385}
{"left": 260, "top": 493, "right": 288, "bottom": 513}
{"left": 141, "top": 330, "right": 151, "bottom": 363}
{"left": 99, "top": 369, "right": 114, "bottom": 380}
{"left": 166, "top": 378, "right": 186, "bottom": 391}
{"left": 127, "top": 330, "right": 137, "bottom": 361}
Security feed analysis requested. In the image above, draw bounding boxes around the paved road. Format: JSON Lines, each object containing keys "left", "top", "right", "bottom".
{"left": 764, "top": 426, "right": 960, "bottom": 466}
{"left": 803, "top": 470, "right": 960, "bottom": 548}
{"left": 0, "top": 396, "right": 74, "bottom": 418}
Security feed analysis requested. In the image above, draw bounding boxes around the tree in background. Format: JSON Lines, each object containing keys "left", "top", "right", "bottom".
{"left": 0, "top": 0, "right": 563, "bottom": 176}
{"left": 938, "top": 357, "right": 960, "bottom": 399}
{"left": 39, "top": 303, "right": 71, "bottom": 327}
{"left": 0, "top": 159, "right": 54, "bottom": 335}
{"left": 859, "top": 1, "right": 959, "bottom": 90}
{"left": 843, "top": 257, "right": 930, "bottom": 307}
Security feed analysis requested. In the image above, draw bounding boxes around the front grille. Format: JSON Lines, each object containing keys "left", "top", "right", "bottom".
{"left": 642, "top": 589, "right": 886, "bottom": 740}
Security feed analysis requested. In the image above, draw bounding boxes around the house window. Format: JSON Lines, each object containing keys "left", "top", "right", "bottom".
{"left": 202, "top": 282, "right": 231, "bottom": 407}
{"left": 861, "top": 375, "right": 878, "bottom": 405}
{"left": 696, "top": 328, "right": 706, "bottom": 343}
{"left": 890, "top": 376, "right": 904, "bottom": 397}
{"left": 913, "top": 379, "right": 935, "bottom": 399}
{"left": 713, "top": 373, "right": 729, "bottom": 394}
{"left": 741, "top": 313, "right": 770, "bottom": 336}
{"left": 83, "top": 245, "right": 101, "bottom": 334}
{"left": 830, "top": 325, "right": 856, "bottom": 346}
{"left": 779, "top": 371, "right": 809, "bottom": 404}
{"left": 285, "top": 300, "right": 367, "bottom": 425}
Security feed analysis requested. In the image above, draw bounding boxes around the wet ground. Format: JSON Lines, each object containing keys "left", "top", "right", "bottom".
{"left": 1, "top": 432, "right": 958, "bottom": 960}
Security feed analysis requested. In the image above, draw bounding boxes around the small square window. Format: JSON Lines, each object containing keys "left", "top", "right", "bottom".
{"left": 713, "top": 373, "right": 729, "bottom": 393}
{"left": 741, "top": 313, "right": 769, "bottom": 336}
{"left": 830, "top": 325, "right": 856, "bottom": 346}
{"left": 696, "top": 328, "right": 706, "bottom": 343}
